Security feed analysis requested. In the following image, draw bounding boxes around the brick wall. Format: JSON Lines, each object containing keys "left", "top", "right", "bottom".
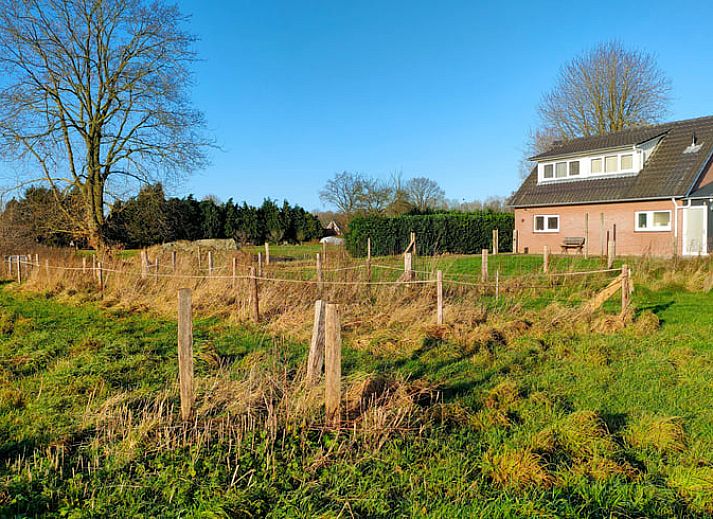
{"left": 514, "top": 199, "right": 682, "bottom": 257}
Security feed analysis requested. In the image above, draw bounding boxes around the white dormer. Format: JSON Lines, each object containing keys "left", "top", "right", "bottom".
{"left": 536, "top": 136, "right": 662, "bottom": 184}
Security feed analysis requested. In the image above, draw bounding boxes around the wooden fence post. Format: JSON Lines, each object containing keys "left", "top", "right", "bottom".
{"left": 436, "top": 270, "right": 444, "bottom": 325}
{"left": 492, "top": 228, "right": 499, "bottom": 255}
{"left": 208, "top": 251, "right": 214, "bottom": 277}
{"left": 232, "top": 256, "right": 237, "bottom": 287}
{"left": 316, "top": 253, "right": 324, "bottom": 294}
{"left": 481, "top": 249, "right": 488, "bottom": 283}
{"left": 620, "top": 264, "right": 630, "bottom": 316}
{"left": 512, "top": 229, "right": 518, "bottom": 254}
{"left": 584, "top": 213, "right": 589, "bottom": 259}
{"left": 403, "top": 252, "right": 414, "bottom": 281}
{"left": 141, "top": 250, "right": 148, "bottom": 280}
{"left": 366, "top": 237, "right": 372, "bottom": 282}
{"left": 495, "top": 270, "right": 500, "bottom": 302}
{"left": 249, "top": 266, "right": 260, "bottom": 322}
{"left": 97, "top": 262, "right": 104, "bottom": 291}
{"left": 172, "top": 250, "right": 178, "bottom": 273}
{"left": 177, "top": 288, "right": 195, "bottom": 421}
{"left": 410, "top": 232, "right": 417, "bottom": 256}
{"left": 543, "top": 245, "right": 550, "bottom": 273}
{"left": 306, "top": 300, "right": 326, "bottom": 384}
{"left": 82, "top": 257, "right": 87, "bottom": 273}
{"left": 16, "top": 255, "right": 21, "bottom": 283}
{"left": 34, "top": 253, "right": 39, "bottom": 267}
{"left": 324, "top": 303, "right": 341, "bottom": 427}
{"left": 264, "top": 242, "right": 270, "bottom": 266}
{"left": 607, "top": 240, "right": 616, "bottom": 269}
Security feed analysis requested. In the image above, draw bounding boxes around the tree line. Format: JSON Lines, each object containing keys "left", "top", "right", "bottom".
{"left": 0, "top": 184, "right": 323, "bottom": 249}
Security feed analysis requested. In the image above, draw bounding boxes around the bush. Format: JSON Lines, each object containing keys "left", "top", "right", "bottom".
{"left": 345, "top": 212, "right": 514, "bottom": 256}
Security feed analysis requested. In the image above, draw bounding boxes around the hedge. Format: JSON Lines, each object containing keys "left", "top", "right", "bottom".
{"left": 345, "top": 212, "right": 514, "bottom": 257}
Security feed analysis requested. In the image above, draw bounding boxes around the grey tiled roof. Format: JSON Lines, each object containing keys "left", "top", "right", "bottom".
{"left": 510, "top": 116, "right": 713, "bottom": 207}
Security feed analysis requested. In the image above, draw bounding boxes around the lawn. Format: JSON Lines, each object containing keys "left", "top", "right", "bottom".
{"left": 1, "top": 255, "right": 712, "bottom": 517}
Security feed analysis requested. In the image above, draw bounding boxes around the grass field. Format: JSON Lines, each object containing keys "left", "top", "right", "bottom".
{"left": 1, "top": 251, "right": 713, "bottom": 517}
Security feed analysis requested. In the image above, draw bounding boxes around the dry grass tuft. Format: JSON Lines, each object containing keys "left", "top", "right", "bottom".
{"left": 624, "top": 414, "right": 686, "bottom": 454}
{"left": 631, "top": 310, "right": 661, "bottom": 336}
{"left": 570, "top": 455, "right": 638, "bottom": 482}
{"left": 484, "top": 379, "right": 521, "bottom": 410}
{"left": 535, "top": 410, "right": 617, "bottom": 460}
{"left": 481, "top": 447, "right": 552, "bottom": 490}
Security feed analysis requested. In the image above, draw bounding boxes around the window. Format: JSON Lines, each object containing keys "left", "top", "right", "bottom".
{"left": 591, "top": 158, "right": 603, "bottom": 174}
{"left": 605, "top": 156, "right": 618, "bottom": 172}
{"left": 569, "top": 161, "right": 580, "bottom": 176}
{"left": 544, "top": 164, "right": 554, "bottom": 179}
{"left": 534, "top": 215, "right": 560, "bottom": 233}
{"left": 621, "top": 154, "right": 633, "bottom": 170}
{"left": 635, "top": 210, "right": 672, "bottom": 231}
{"left": 555, "top": 162, "right": 567, "bottom": 178}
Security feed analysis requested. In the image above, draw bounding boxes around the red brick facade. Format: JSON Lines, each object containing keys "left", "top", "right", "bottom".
{"left": 514, "top": 199, "right": 683, "bottom": 257}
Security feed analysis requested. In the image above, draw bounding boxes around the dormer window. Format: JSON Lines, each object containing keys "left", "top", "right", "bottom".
{"left": 555, "top": 162, "right": 567, "bottom": 178}
{"left": 538, "top": 147, "right": 646, "bottom": 184}
{"left": 621, "top": 154, "right": 633, "bottom": 170}
{"left": 544, "top": 164, "right": 554, "bottom": 179}
{"left": 569, "top": 161, "right": 580, "bottom": 176}
{"left": 591, "top": 158, "right": 603, "bottom": 174}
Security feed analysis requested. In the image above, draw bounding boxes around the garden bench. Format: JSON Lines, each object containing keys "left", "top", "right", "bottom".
{"left": 561, "top": 236, "right": 585, "bottom": 254}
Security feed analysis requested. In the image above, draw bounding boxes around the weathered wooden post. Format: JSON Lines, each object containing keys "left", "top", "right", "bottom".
{"left": 316, "top": 253, "right": 324, "bottom": 294}
{"left": 306, "top": 300, "right": 326, "bottom": 384}
{"left": 410, "top": 232, "right": 417, "bottom": 256}
{"left": 512, "top": 229, "right": 518, "bottom": 254}
{"left": 620, "top": 264, "right": 630, "bottom": 316}
{"left": 34, "top": 253, "right": 39, "bottom": 267}
{"left": 481, "top": 249, "right": 489, "bottom": 283}
{"left": 177, "top": 288, "right": 195, "bottom": 421}
{"left": 403, "top": 252, "right": 414, "bottom": 281}
{"left": 607, "top": 240, "right": 616, "bottom": 269}
{"left": 16, "top": 255, "right": 21, "bottom": 284}
{"left": 436, "top": 270, "right": 444, "bottom": 325}
{"left": 171, "top": 250, "right": 178, "bottom": 273}
{"left": 207, "top": 251, "right": 214, "bottom": 277}
{"left": 264, "top": 242, "right": 270, "bottom": 266}
{"left": 97, "top": 262, "right": 104, "bottom": 291}
{"left": 231, "top": 257, "right": 237, "bottom": 287}
{"left": 543, "top": 245, "right": 550, "bottom": 273}
{"left": 140, "top": 250, "right": 149, "bottom": 280}
{"left": 82, "top": 257, "right": 87, "bottom": 273}
{"left": 495, "top": 270, "right": 500, "bottom": 302}
{"left": 324, "top": 303, "right": 341, "bottom": 427}
{"left": 584, "top": 213, "right": 590, "bottom": 259}
{"left": 492, "top": 228, "right": 499, "bottom": 255}
{"left": 249, "top": 266, "right": 260, "bottom": 322}
{"left": 366, "top": 237, "right": 372, "bottom": 283}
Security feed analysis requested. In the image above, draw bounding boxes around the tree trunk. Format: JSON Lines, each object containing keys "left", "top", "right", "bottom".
{"left": 85, "top": 172, "right": 106, "bottom": 250}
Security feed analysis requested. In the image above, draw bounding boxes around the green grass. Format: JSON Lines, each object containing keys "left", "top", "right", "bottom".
{"left": 1, "top": 265, "right": 713, "bottom": 516}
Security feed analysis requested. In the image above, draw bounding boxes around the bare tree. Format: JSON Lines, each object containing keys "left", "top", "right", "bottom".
{"left": 319, "top": 171, "right": 367, "bottom": 215}
{"left": 538, "top": 41, "right": 671, "bottom": 140}
{"left": 405, "top": 177, "right": 445, "bottom": 211}
{"left": 0, "top": 0, "right": 209, "bottom": 248}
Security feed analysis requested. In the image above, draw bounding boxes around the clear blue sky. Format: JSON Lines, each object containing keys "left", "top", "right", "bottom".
{"left": 176, "top": 0, "right": 713, "bottom": 210}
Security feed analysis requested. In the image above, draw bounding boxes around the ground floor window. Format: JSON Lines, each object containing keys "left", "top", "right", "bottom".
{"left": 534, "top": 215, "right": 559, "bottom": 233}
{"left": 635, "top": 210, "right": 671, "bottom": 231}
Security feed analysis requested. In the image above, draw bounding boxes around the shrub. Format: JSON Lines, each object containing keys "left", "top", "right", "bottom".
{"left": 345, "top": 211, "right": 514, "bottom": 257}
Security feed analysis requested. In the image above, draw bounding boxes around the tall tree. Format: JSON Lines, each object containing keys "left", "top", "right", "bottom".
{"left": 0, "top": 0, "right": 209, "bottom": 249}
{"left": 405, "top": 177, "right": 445, "bottom": 211}
{"left": 538, "top": 41, "right": 671, "bottom": 140}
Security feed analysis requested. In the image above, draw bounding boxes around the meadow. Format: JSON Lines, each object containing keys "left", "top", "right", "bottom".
{"left": 1, "top": 247, "right": 712, "bottom": 517}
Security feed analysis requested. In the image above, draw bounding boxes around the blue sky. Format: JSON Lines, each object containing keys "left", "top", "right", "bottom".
{"left": 176, "top": 0, "right": 713, "bottom": 210}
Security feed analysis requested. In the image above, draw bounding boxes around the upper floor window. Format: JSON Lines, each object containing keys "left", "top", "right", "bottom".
{"left": 605, "top": 156, "right": 618, "bottom": 172}
{"left": 569, "top": 161, "right": 580, "bottom": 176}
{"left": 555, "top": 162, "right": 567, "bottom": 178}
{"left": 591, "top": 158, "right": 603, "bottom": 174}
{"left": 544, "top": 164, "right": 554, "bottom": 179}
{"left": 621, "top": 154, "right": 633, "bottom": 170}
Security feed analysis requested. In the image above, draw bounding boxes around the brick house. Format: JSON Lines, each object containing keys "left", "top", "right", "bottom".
{"left": 509, "top": 116, "right": 713, "bottom": 257}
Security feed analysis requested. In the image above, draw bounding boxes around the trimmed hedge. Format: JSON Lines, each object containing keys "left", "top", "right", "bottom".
{"left": 345, "top": 212, "right": 514, "bottom": 257}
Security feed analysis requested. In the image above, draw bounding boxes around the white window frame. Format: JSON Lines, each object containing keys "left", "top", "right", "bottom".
{"left": 534, "top": 214, "right": 560, "bottom": 233}
{"left": 635, "top": 210, "right": 672, "bottom": 232}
